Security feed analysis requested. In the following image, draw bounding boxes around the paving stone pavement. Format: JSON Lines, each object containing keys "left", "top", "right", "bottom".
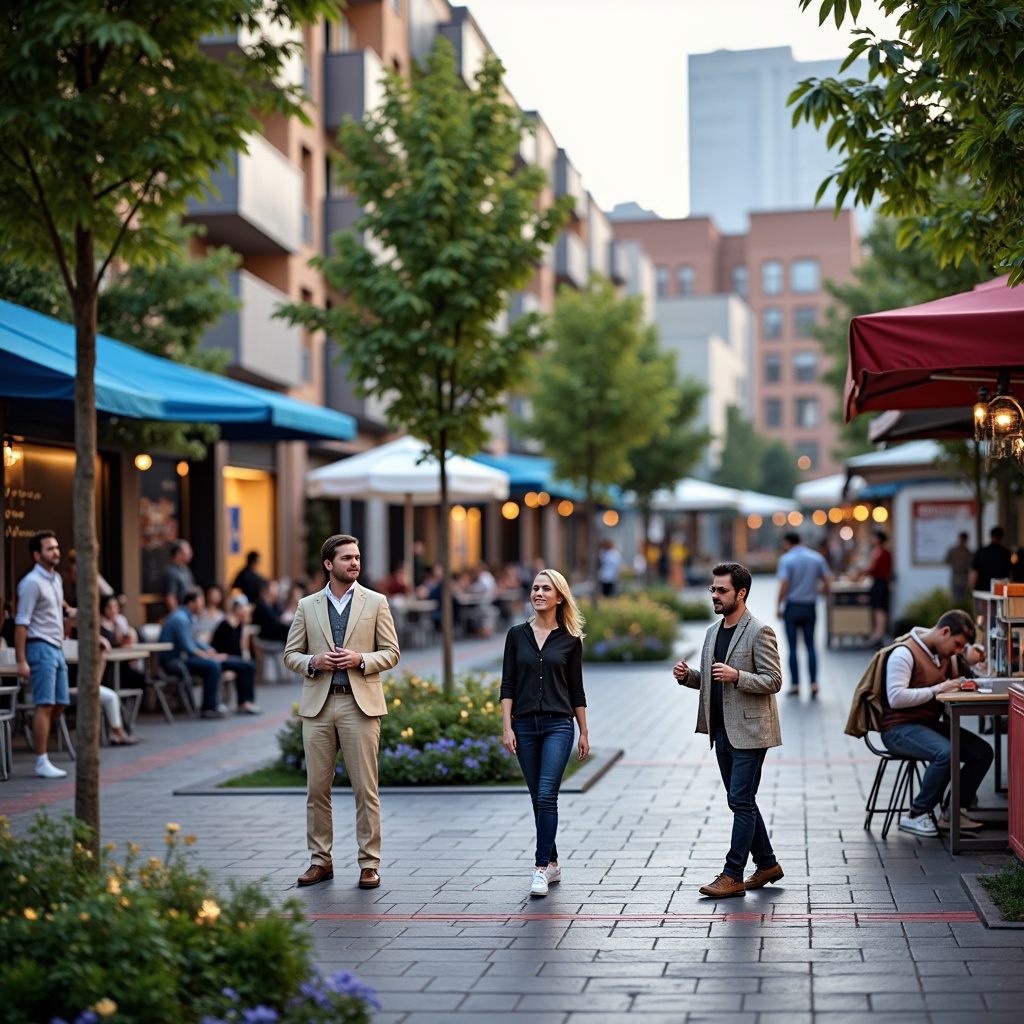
{"left": 3, "top": 581, "right": 1023, "bottom": 1023}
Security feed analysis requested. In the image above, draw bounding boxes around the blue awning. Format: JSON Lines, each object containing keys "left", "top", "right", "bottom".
{"left": 471, "top": 452, "right": 623, "bottom": 506}
{"left": 0, "top": 299, "right": 355, "bottom": 441}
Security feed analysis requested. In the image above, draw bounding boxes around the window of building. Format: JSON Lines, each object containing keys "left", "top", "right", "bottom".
{"left": 656, "top": 266, "right": 670, "bottom": 298}
{"left": 731, "top": 264, "right": 748, "bottom": 298}
{"left": 676, "top": 265, "right": 696, "bottom": 295}
{"left": 794, "top": 305, "right": 817, "bottom": 337}
{"left": 792, "top": 258, "right": 820, "bottom": 293}
{"left": 301, "top": 146, "right": 314, "bottom": 244}
{"left": 795, "top": 397, "right": 820, "bottom": 428}
{"left": 794, "top": 352, "right": 819, "bottom": 382}
{"left": 762, "top": 306, "right": 782, "bottom": 340}
{"left": 764, "top": 354, "right": 781, "bottom": 384}
{"left": 762, "top": 259, "right": 784, "bottom": 295}
{"left": 795, "top": 441, "right": 819, "bottom": 469}
{"left": 764, "top": 398, "right": 782, "bottom": 427}
{"left": 301, "top": 289, "right": 314, "bottom": 383}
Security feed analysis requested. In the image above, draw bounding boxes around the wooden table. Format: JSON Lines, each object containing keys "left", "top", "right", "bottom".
{"left": 937, "top": 689, "right": 1010, "bottom": 853}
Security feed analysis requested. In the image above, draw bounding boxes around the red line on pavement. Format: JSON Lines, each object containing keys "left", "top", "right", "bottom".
{"left": 620, "top": 758, "right": 878, "bottom": 765}
{"left": 303, "top": 910, "right": 979, "bottom": 924}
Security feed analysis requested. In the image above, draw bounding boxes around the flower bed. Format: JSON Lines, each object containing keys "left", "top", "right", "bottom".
{"left": 582, "top": 594, "right": 679, "bottom": 662}
{"left": 0, "top": 815, "right": 377, "bottom": 1024}
{"left": 274, "top": 673, "right": 524, "bottom": 786}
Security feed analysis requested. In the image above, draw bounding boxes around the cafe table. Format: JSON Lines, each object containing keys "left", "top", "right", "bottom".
{"left": 937, "top": 688, "right": 1011, "bottom": 854}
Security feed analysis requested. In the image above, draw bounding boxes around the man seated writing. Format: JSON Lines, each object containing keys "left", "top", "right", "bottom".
{"left": 880, "top": 609, "right": 992, "bottom": 837}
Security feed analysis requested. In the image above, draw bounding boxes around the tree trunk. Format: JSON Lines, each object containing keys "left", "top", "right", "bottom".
{"left": 438, "top": 442, "right": 454, "bottom": 696}
{"left": 72, "top": 227, "right": 101, "bottom": 856}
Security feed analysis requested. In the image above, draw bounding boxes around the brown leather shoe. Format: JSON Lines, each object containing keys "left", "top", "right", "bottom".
{"left": 744, "top": 862, "right": 785, "bottom": 889}
{"left": 297, "top": 863, "right": 333, "bottom": 887}
{"left": 698, "top": 873, "right": 746, "bottom": 898}
{"left": 358, "top": 867, "right": 381, "bottom": 889}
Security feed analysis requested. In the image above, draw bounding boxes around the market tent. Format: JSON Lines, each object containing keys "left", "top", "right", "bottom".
{"left": 845, "top": 440, "right": 945, "bottom": 487}
{"left": 307, "top": 436, "right": 510, "bottom": 578}
{"left": 649, "top": 478, "right": 796, "bottom": 515}
{"left": 845, "top": 276, "right": 1024, "bottom": 422}
{"left": 794, "top": 473, "right": 866, "bottom": 507}
{"left": 734, "top": 490, "right": 798, "bottom": 516}
{"left": 0, "top": 298, "right": 356, "bottom": 441}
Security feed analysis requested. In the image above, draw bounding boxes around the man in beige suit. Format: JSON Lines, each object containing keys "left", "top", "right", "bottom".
{"left": 673, "top": 562, "right": 783, "bottom": 899}
{"left": 284, "top": 534, "right": 400, "bottom": 889}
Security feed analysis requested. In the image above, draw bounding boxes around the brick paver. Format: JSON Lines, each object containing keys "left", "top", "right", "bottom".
{"left": 3, "top": 584, "right": 1022, "bottom": 1022}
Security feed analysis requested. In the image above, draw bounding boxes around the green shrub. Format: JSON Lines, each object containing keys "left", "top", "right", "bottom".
{"left": 892, "top": 586, "right": 973, "bottom": 637}
{"left": 276, "top": 673, "right": 524, "bottom": 786}
{"left": 978, "top": 856, "right": 1024, "bottom": 922}
{"left": 582, "top": 593, "right": 679, "bottom": 662}
{"left": 640, "top": 585, "right": 713, "bottom": 621}
{"left": 0, "top": 815, "right": 377, "bottom": 1024}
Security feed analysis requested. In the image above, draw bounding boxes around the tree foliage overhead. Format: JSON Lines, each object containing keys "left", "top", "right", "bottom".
{"left": 713, "top": 406, "right": 800, "bottom": 498}
{"left": 792, "top": 0, "right": 1024, "bottom": 282}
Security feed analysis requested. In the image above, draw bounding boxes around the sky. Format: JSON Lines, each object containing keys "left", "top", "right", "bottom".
{"left": 462, "top": 0, "right": 902, "bottom": 219}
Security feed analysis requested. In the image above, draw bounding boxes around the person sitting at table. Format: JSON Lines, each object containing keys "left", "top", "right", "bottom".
{"left": 879, "top": 608, "right": 992, "bottom": 838}
{"left": 99, "top": 593, "right": 146, "bottom": 690}
{"left": 159, "top": 588, "right": 260, "bottom": 717}
{"left": 194, "top": 583, "right": 225, "bottom": 644}
{"left": 96, "top": 683, "right": 140, "bottom": 745}
{"left": 378, "top": 561, "right": 411, "bottom": 599}
{"left": 252, "top": 579, "right": 290, "bottom": 643}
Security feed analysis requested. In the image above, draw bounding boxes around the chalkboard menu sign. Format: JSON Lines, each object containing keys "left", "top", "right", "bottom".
{"left": 4, "top": 443, "right": 77, "bottom": 604}
{"left": 139, "top": 457, "right": 182, "bottom": 595}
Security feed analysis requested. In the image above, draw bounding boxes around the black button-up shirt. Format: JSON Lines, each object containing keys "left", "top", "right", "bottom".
{"left": 501, "top": 622, "right": 586, "bottom": 718}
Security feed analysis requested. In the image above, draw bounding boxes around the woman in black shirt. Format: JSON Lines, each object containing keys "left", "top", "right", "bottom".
{"left": 501, "top": 568, "right": 588, "bottom": 898}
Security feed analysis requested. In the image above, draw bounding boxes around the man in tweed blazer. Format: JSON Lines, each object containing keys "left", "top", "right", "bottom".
{"left": 673, "top": 562, "right": 783, "bottom": 899}
{"left": 284, "top": 534, "right": 400, "bottom": 890}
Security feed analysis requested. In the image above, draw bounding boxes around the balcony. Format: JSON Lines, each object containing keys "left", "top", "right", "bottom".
{"left": 437, "top": 8, "right": 487, "bottom": 86}
{"left": 201, "top": 21, "right": 303, "bottom": 90}
{"left": 323, "top": 196, "right": 385, "bottom": 261}
{"left": 202, "top": 270, "right": 302, "bottom": 389}
{"left": 186, "top": 134, "right": 303, "bottom": 255}
{"left": 323, "top": 48, "right": 385, "bottom": 134}
{"left": 609, "top": 239, "right": 631, "bottom": 285}
{"left": 509, "top": 291, "right": 543, "bottom": 323}
{"left": 555, "top": 232, "right": 589, "bottom": 290}
{"left": 555, "top": 149, "right": 587, "bottom": 220}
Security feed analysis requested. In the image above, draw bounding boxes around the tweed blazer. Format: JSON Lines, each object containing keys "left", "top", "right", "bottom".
{"left": 680, "top": 607, "right": 783, "bottom": 749}
{"left": 283, "top": 582, "right": 400, "bottom": 719}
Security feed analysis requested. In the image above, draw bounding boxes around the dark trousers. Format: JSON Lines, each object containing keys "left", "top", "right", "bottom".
{"left": 783, "top": 601, "right": 818, "bottom": 688}
{"left": 714, "top": 728, "right": 776, "bottom": 880}
{"left": 184, "top": 656, "right": 255, "bottom": 711}
{"left": 513, "top": 715, "right": 575, "bottom": 867}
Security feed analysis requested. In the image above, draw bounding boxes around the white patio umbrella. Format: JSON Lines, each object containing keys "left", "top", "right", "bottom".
{"left": 649, "top": 478, "right": 746, "bottom": 512}
{"left": 306, "top": 435, "right": 510, "bottom": 578}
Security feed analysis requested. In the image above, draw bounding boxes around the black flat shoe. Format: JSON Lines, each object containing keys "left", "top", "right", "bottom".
{"left": 811, "top": 686, "right": 819, "bottom": 700}
{"left": 787, "top": 688, "right": 800, "bottom": 697}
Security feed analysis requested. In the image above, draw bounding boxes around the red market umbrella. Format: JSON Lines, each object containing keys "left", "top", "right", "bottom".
{"left": 844, "top": 276, "right": 1024, "bottom": 422}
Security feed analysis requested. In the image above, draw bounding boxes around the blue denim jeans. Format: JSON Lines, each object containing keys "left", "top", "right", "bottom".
{"left": 714, "top": 728, "right": 776, "bottom": 880}
{"left": 782, "top": 602, "right": 818, "bottom": 689}
{"left": 881, "top": 720, "right": 993, "bottom": 813}
{"left": 513, "top": 715, "right": 575, "bottom": 867}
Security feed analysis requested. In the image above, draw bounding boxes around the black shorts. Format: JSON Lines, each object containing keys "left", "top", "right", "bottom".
{"left": 868, "top": 578, "right": 890, "bottom": 611}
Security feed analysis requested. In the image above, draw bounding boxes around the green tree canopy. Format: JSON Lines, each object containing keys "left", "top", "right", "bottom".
{"left": 792, "top": 0, "right": 1024, "bottom": 281}
{"left": 281, "top": 38, "right": 571, "bottom": 691}
{"left": 0, "top": 0, "right": 331, "bottom": 845}
{"left": 713, "top": 406, "right": 799, "bottom": 498}
{"left": 523, "top": 277, "right": 680, "bottom": 583}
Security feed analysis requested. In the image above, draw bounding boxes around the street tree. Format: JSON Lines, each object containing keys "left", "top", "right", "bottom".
{"left": 281, "top": 39, "right": 571, "bottom": 695}
{"left": 523, "top": 277, "right": 679, "bottom": 588}
{"left": 713, "top": 406, "right": 800, "bottom": 497}
{"left": 628, "top": 349, "right": 710, "bottom": 579}
{"left": 792, "top": 0, "right": 1024, "bottom": 281}
{"left": 1, "top": 222, "right": 240, "bottom": 460}
{"left": 0, "top": 0, "right": 331, "bottom": 849}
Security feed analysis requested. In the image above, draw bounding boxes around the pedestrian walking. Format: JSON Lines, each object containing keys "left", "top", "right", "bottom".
{"left": 284, "top": 534, "right": 400, "bottom": 890}
{"left": 776, "top": 532, "right": 830, "bottom": 699}
{"left": 501, "top": 568, "right": 589, "bottom": 898}
{"left": 969, "top": 525, "right": 1013, "bottom": 593}
{"left": 597, "top": 537, "right": 623, "bottom": 598}
{"left": 856, "top": 530, "right": 892, "bottom": 646}
{"left": 945, "top": 531, "right": 973, "bottom": 601}
{"left": 673, "top": 562, "right": 784, "bottom": 898}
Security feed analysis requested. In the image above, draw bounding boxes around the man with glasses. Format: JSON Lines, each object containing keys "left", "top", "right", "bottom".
{"left": 673, "top": 563, "right": 784, "bottom": 898}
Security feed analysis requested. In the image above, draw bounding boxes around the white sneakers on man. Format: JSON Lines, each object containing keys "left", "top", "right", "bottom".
{"left": 544, "top": 862, "right": 561, "bottom": 885}
{"left": 530, "top": 869, "right": 549, "bottom": 897}
{"left": 898, "top": 812, "right": 938, "bottom": 837}
{"left": 35, "top": 758, "right": 67, "bottom": 779}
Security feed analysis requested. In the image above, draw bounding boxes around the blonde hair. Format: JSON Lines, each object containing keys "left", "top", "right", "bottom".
{"left": 532, "top": 568, "right": 586, "bottom": 638}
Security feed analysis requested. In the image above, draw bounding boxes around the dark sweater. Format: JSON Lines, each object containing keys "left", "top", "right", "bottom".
{"left": 500, "top": 622, "right": 586, "bottom": 718}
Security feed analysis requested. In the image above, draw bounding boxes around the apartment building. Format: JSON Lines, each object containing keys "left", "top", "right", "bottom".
{"left": 612, "top": 208, "right": 860, "bottom": 479}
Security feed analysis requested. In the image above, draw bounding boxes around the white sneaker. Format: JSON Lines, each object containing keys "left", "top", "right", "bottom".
{"left": 530, "top": 869, "right": 549, "bottom": 897}
{"left": 35, "top": 760, "right": 67, "bottom": 779}
{"left": 544, "top": 863, "right": 561, "bottom": 884}
{"left": 898, "top": 813, "right": 938, "bottom": 837}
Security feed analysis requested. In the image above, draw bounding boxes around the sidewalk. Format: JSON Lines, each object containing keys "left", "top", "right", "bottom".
{"left": 3, "top": 587, "right": 1023, "bottom": 1023}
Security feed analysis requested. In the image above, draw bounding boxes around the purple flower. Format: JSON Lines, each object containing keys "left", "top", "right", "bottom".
{"left": 74, "top": 1014, "right": 99, "bottom": 1024}
{"left": 325, "top": 971, "right": 382, "bottom": 1009}
{"left": 241, "top": 1007, "right": 279, "bottom": 1024}
{"left": 437, "top": 765, "right": 448, "bottom": 775}
{"left": 221, "top": 988, "right": 240, "bottom": 1003}
{"left": 463, "top": 757, "right": 480, "bottom": 770}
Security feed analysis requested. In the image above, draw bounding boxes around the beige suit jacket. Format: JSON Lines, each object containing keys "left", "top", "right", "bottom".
{"left": 284, "top": 582, "right": 400, "bottom": 718}
{"left": 680, "top": 607, "right": 783, "bottom": 749}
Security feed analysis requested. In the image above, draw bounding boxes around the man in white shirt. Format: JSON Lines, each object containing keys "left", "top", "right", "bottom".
{"left": 14, "top": 530, "right": 70, "bottom": 778}
{"left": 879, "top": 609, "right": 992, "bottom": 837}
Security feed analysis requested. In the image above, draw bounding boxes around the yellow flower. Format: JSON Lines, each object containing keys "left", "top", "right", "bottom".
{"left": 127, "top": 843, "right": 139, "bottom": 856}
{"left": 165, "top": 822, "right": 181, "bottom": 833}
{"left": 121, "top": 897, "right": 131, "bottom": 908}
{"left": 17, "top": 874, "right": 26, "bottom": 885}
{"left": 106, "top": 877, "right": 121, "bottom": 895}
{"left": 460, "top": 710, "right": 469, "bottom": 719}
{"left": 292, "top": 702, "right": 300, "bottom": 714}
{"left": 149, "top": 857, "right": 162, "bottom": 867}
{"left": 23, "top": 907, "right": 37, "bottom": 920}
{"left": 392, "top": 698, "right": 401, "bottom": 707}
{"left": 104, "top": 842, "right": 116, "bottom": 852}
{"left": 628, "top": 622, "right": 642, "bottom": 635}
{"left": 93, "top": 997, "right": 118, "bottom": 1017}
{"left": 80, "top": 912, "right": 90, "bottom": 921}
{"left": 183, "top": 835, "right": 197, "bottom": 846}
{"left": 196, "top": 899, "right": 221, "bottom": 924}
